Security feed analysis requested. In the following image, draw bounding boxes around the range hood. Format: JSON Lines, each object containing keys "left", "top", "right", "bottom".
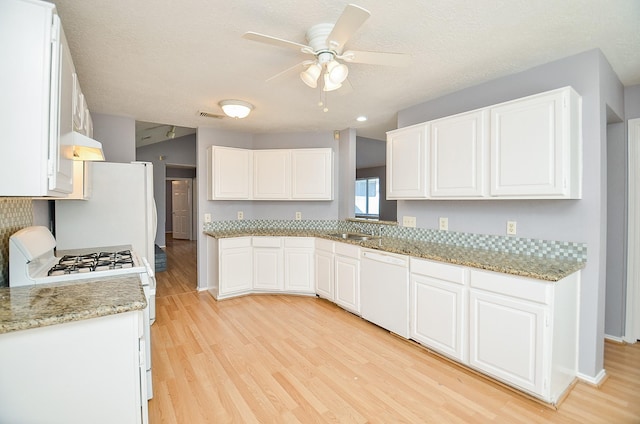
{"left": 62, "top": 131, "right": 105, "bottom": 161}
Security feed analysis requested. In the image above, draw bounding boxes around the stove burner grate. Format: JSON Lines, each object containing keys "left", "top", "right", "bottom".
{"left": 48, "top": 250, "right": 135, "bottom": 276}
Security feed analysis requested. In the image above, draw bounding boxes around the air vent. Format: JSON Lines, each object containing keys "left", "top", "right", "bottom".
{"left": 198, "top": 111, "right": 224, "bottom": 119}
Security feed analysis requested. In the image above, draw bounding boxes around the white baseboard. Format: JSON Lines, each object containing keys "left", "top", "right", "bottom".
{"left": 604, "top": 334, "right": 625, "bottom": 343}
{"left": 577, "top": 368, "right": 607, "bottom": 386}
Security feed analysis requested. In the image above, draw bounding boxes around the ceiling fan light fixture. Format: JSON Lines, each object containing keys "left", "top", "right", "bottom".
{"left": 326, "top": 60, "right": 349, "bottom": 84}
{"left": 323, "top": 73, "right": 342, "bottom": 92}
{"left": 166, "top": 126, "right": 176, "bottom": 139}
{"left": 300, "top": 63, "right": 322, "bottom": 88}
{"left": 219, "top": 99, "right": 254, "bottom": 119}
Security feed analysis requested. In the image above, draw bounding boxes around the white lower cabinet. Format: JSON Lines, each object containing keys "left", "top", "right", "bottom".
{"left": 334, "top": 243, "right": 361, "bottom": 314}
{"left": 469, "top": 289, "right": 545, "bottom": 394}
{"left": 314, "top": 239, "right": 335, "bottom": 300}
{"left": 252, "top": 237, "right": 283, "bottom": 291}
{"left": 410, "top": 258, "right": 468, "bottom": 362}
{"left": 468, "top": 269, "right": 579, "bottom": 403}
{"left": 218, "top": 237, "right": 253, "bottom": 297}
{"left": 284, "top": 238, "right": 315, "bottom": 293}
{"left": 0, "top": 311, "right": 147, "bottom": 424}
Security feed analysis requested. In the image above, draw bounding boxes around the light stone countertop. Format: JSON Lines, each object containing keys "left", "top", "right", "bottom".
{"left": 204, "top": 229, "right": 585, "bottom": 282}
{"left": 0, "top": 275, "right": 146, "bottom": 335}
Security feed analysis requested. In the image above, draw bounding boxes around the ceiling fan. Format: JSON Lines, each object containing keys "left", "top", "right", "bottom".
{"left": 243, "top": 4, "right": 411, "bottom": 92}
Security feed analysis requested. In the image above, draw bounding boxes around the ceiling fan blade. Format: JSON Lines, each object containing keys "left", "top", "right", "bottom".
{"left": 327, "top": 4, "right": 371, "bottom": 52}
{"left": 243, "top": 31, "right": 312, "bottom": 53}
{"left": 340, "top": 50, "right": 412, "bottom": 67}
{"left": 265, "top": 60, "right": 314, "bottom": 82}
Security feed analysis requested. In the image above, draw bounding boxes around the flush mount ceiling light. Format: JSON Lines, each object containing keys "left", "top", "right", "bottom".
{"left": 219, "top": 99, "right": 254, "bottom": 119}
{"left": 166, "top": 126, "right": 176, "bottom": 139}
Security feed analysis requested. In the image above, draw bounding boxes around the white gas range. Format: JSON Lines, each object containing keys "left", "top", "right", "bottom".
{"left": 8, "top": 225, "right": 155, "bottom": 400}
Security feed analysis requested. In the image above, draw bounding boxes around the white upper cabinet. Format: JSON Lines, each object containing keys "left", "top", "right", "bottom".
{"left": 291, "top": 149, "right": 333, "bottom": 200}
{"left": 386, "top": 123, "right": 429, "bottom": 199}
{"left": 490, "top": 87, "right": 582, "bottom": 198}
{"left": 207, "top": 146, "right": 332, "bottom": 201}
{"left": 430, "top": 110, "right": 488, "bottom": 198}
{"left": 386, "top": 86, "right": 582, "bottom": 200}
{"left": 253, "top": 150, "right": 291, "bottom": 199}
{"left": 0, "top": 0, "right": 73, "bottom": 196}
{"left": 207, "top": 146, "right": 252, "bottom": 200}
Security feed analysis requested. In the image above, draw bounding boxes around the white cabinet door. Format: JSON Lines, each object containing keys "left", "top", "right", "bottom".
{"left": 0, "top": 2, "right": 73, "bottom": 196}
{"left": 334, "top": 255, "right": 360, "bottom": 314}
{"left": 207, "top": 146, "right": 251, "bottom": 200}
{"left": 253, "top": 248, "right": 283, "bottom": 291}
{"left": 490, "top": 87, "right": 581, "bottom": 198}
{"left": 314, "top": 249, "right": 334, "bottom": 300}
{"left": 253, "top": 150, "right": 291, "bottom": 199}
{"left": 430, "top": 110, "right": 487, "bottom": 198}
{"left": 291, "top": 149, "right": 333, "bottom": 200}
{"left": 284, "top": 248, "right": 314, "bottom": 293}
{"left": 469, "top": 289, "right": 546, "bottom": 395}
{"left": 411, "top": 275, "right": 466, "bottom": 362}
{"left": 386, "top": 124, "right": 429, "bottom": 199}
{"left": 219, "top": 238, "right": 253, "bottom": 296}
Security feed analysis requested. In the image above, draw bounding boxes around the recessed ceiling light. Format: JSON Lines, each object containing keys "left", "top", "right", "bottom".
{"left": 356, "top": 116, "right": 367, "bottom": 122}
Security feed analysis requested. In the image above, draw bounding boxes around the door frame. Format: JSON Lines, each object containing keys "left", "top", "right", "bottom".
{"left": 626, "top": 118, "right": 640, "bottom": 343}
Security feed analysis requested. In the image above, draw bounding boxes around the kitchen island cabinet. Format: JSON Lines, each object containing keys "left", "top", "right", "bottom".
{"left": 0, "top": 276, "right": 148, "bottom": 424}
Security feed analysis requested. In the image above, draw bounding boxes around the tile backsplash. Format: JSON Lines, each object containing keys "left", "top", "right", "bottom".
{"left": 0, "top": 198, "right": 33, "bottom": 287}
{"left": 203, "top": 219, "right": 587, "bottom": 262}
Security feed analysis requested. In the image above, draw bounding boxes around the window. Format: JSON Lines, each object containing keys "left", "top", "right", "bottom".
{"left": 355, "top": 177, "right": 380, "bottom": 219}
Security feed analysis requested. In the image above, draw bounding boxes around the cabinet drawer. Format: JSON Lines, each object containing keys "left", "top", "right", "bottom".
{"left": 410, "top": 257, "right": 467, "bottom": 285}
{"left": 284, "top": 237, "right": 314, "bottom": 248}
{"left": 315, "top": 238, "right": 335, "bottom": 253}
{"left": 252, "top": 237, "right": 282, "bottom": 248}
{"left": 470, "top": 269, "right": 551, "bottom": 304}
{"left": 335, "top": 242, "right": 360, "bottom": 258}
{"left": 219, "top": 237, "right": 252, "bottom": 249}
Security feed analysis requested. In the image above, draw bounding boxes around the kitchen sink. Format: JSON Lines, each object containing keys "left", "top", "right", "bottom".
{"left": 329, "top": 233, "right": 380, "bottom": 241}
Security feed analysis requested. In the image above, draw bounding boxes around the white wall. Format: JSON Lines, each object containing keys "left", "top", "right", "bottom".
{"left": 395, "top": 49, "right": 624, "bottom": 380}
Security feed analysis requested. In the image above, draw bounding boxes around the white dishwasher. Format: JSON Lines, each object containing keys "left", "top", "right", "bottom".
{"left": 360, "top": 249, "right": 410, "bottom": 338}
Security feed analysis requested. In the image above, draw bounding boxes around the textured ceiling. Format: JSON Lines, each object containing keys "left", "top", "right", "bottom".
{"left": 52, "top": 0, "right": 640, "bottom": 141}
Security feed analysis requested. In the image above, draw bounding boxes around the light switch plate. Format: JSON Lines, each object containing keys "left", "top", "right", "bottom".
{"left": 402, "top": 216, "right": 416, "bottom": 228}
{"left": 204, "top": 213, "right": 212, "bottom": 223}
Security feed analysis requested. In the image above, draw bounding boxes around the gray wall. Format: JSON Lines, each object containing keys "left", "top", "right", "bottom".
{"left": 136, "top": 133, "right": 197, "bottom": 246}
{"left": 605, "top": 121, "right": 626, "bottom": 338}
{"left": 92, "top": 113, "right": 136, "bottom": 163}
{"left": 356, "top": 166, "right": 397, "bottom": 222}
{"left": 357, "top": 137, "right": 386, "bottom": 168}
{"left": 396, "top": 49, "right": 624, "bottom": 380}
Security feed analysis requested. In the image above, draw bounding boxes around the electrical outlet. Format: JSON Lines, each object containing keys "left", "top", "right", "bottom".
{"left": 237, "top": 211, "right": 244, "bottom": 220}
{"left": 402, "top": 216, "right": 417, "bottom": 228}
{"left": 204, "top": 213, "right": 212, "bottom": 223}
{"left": 295, "top": 212, "right": 302, "bottom": 220}
{"left": 439, "top": 217, "right": 448, "bottom": 231}
{"left": 507, "top": 220, "right": 517, "bottom": 235}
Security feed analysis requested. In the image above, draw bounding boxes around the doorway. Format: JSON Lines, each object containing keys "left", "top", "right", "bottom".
{"left": 171, "top": 179, "right": 192, "bottom": 240}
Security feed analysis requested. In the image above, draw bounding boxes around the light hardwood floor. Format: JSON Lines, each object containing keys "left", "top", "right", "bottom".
{"left": 150, "top": 236, "right": 640, "bottom": 423}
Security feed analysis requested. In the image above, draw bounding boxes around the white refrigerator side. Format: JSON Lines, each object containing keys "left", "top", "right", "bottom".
{"left": 55, "top": 161, "right": 156, "bottom": 271}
